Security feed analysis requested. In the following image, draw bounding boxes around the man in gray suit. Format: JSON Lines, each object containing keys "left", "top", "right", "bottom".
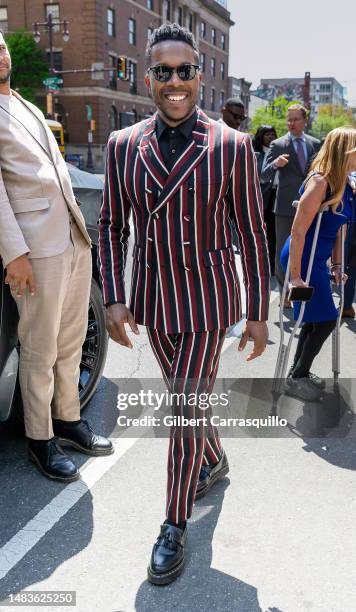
{"left": 261, "top": 104, "right": 320, "bottom": 296}
{"left": 0, "top": 32, "right": 113, "bottom": 481}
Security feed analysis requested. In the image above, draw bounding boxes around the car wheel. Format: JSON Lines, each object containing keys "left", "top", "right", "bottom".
{"left": 79, "top": 278, "right": 108, "bottom": 408}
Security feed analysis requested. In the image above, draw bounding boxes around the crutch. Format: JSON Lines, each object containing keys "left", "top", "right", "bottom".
{"left": 273, "top": 203, "right": 330, "bottom": 396}
{"left": 331, "top": 223, "right": 345, "bottom": 382}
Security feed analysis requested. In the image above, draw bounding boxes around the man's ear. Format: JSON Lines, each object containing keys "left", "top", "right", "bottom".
{"left": 144, "top": 74, "right": 151, "bottom": 93}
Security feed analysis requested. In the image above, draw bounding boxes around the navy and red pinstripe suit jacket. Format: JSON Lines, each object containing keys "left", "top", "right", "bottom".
{"left": 98, "top": 108, "right": 270, "bottom": 334}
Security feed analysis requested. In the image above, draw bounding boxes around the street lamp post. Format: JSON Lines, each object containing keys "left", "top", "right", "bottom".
{"left": 32, "top": 13, "right": 70, "bottom": 117}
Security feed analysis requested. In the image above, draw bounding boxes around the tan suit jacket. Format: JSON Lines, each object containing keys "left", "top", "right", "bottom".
{"left": 0, "top": 90, "right": 91, "bottom": 268}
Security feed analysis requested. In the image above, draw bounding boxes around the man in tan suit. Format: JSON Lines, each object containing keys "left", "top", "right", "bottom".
{"left": 0, "top": 32, "right": 113, "bottom": 481}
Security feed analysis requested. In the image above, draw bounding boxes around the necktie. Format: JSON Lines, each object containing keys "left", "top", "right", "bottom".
{"left": 295, "top": 138, "right": 307, "bottom": 174}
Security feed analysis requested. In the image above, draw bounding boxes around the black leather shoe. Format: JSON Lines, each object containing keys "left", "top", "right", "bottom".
{"left": 53, "top": 419, "right": 114, "bottom": 456}
{"left": 147, "top": 523, "right": 187, "bottom": 585}
{"left": 28, "top": 438, "right": 80, "bottom": 482}
{"left": 195, "top": 451, "right": 229, "bottom": 500}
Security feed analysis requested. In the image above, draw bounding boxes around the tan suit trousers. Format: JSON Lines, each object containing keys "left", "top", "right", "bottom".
{"left": 13, "top": 221, "right": 92, "bottom": 439}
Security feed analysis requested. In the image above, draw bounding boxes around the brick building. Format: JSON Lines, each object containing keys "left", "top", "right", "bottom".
{"left": 1, "top": 0, "right": 233, "bottom": 168}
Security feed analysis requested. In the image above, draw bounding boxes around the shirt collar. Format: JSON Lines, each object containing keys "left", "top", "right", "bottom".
{"left": 156, "top": 109, "right": 197, "bottom": 140}
{"left": 290, "top": 132, "right": 306, "bottom": 142}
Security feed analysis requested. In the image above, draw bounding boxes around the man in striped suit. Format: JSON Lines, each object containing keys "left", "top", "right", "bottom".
{"left": 98, "top": 23, "right": 270, "bottom": 585}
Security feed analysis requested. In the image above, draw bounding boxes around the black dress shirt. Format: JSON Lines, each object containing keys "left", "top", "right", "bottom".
{"left": 156, "top": 110, "right": 197, "bottom": 172}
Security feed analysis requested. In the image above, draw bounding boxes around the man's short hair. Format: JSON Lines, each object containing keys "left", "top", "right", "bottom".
{"left": 287, "top": 103, "right": 308, "bottom": 119}
{"left": 145, "top": 23, "right": 199, "bottom": 69}
{"left": 224, "top": 97, "right": 245, "bottom": 110}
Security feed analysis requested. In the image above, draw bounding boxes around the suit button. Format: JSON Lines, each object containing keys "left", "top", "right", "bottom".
{"left": 146, "top": 264, "right": 150, "bottom": 269}
{"left": 148, "top": 237, "right": 153, "bottom": 241}
{"left": 183, "top": 215, "right": 191, "bottom": 221}
{"left": 184, "top": 266, "right": 191, "bottom": 271}
{"left": 188, "top": 187, "right": 194, "bottom": 192}
{"left": 154, "top": 213, "right": 159, "bottom": 219}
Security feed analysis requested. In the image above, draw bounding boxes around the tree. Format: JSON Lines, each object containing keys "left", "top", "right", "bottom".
{"left": 5, "top": 30, "right": 49, "bottom": 104}
{"left": 251, "top": 96, "right": 302, "bottom": 137}
{"left": 310, "top": 105, "right": 356, "bottom": 140}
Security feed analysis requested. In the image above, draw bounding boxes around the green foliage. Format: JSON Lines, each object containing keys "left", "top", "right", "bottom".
{"left": 5, "top": 30, "right": 48, "bottom": 104}
{"left": 310, "top": 105, "right": 356, "bottom": 140}
{"left": 251, "top": 96, "right": 302, "bottom": 137}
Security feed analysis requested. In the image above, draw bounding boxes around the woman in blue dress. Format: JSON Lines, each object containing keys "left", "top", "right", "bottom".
{"left": 280, "top": 127, "right": 356, "bottom": 401}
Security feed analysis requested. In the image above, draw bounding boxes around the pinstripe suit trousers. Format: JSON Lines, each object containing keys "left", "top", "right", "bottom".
{"left": 147, "top": 327, "right": 226, "bottom": 523}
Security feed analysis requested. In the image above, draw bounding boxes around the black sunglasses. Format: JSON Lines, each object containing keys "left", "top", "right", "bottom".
{"left": 228, "top": 109, "right": 247, "bottom": 121}
{"left": 148, "top": 63, "right": 200, "bottom": 82}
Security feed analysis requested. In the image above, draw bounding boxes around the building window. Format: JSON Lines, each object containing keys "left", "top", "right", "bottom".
{"left": 129, "top": 18, "right": 136, "bottom": 45}
{"left": 188, "top": 12, "right": 193, "bottom": 32}
{"left": 220, "top": 90, "right": 225, "bottom": 107}
{"left": 147, "top": 27, "right": 153, "bottom": 40}
{"left": 200, "top": 52, "right": 205, "bottom": 73}
{"left": 45, "top": 3, "right": 60, "bottom": 32}
{"left": 210, "top": 57, "right": 215, "bottom": 78}
{"left": 107, "top": 8, "right": 115, "bottom": 37}
{"left": 46, "top": 50, "right": 63, "bottom": 72}
{"left": 163, "top": 0, "right": 171, "bottom": 21}
{"left": 200, "top": 84, "right": 205, "bottom": 109}
{"left": 130, "top": 61, "right": 137, "bottom": 94}
{"left": 147, "top": 0, "right": 153, "bottom": 9}
{"left": 109, "top": 105, "right": 118, "bottom": 131}
{"left": 211, "top": 27, "right": 216, "bottom": 46}
{"left": 221, "top": 62, "right": 225, "bottom": 80}
{"left": 0, "top": 7, "right": 8, "bottom": 33}
{"left": 221, "top": 33, "right": 226, "bottom": 50}
{"left": 200, "top": 21, "right": 206, "bottom": 38}
{"left": 177, "top": 6, "right": 183, "bottom": 25}
{"left": 108, "top": 54, "right": 117, "bottom": 89}
{"left": 210, "top": 88, "right": 215, "bottom": 111}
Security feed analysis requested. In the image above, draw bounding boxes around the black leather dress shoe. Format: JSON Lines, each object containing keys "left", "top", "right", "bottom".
{"left": 28, "top": 438, "right": 80, "bottom": 482}
{"left": 195, "top": 451, "right": 229, "bottom": 500}
{"left": 53, "top": 419, "right": 114, "bottom": 456}
{"left": 147, "top": 523, "right": 187, "bottom": 585}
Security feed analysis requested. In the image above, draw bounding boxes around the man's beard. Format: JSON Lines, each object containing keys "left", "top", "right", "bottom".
{"left": 0, "top": 67, "right": 11, "bottom": 85}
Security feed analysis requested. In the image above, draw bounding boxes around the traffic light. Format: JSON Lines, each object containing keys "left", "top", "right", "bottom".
{"left": 117, "top": 56, "right": 129, "bottom": 80}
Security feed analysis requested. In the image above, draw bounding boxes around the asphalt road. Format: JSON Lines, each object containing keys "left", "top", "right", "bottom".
{"left": 1, "top": 261, "right": 356, "bottom": 611}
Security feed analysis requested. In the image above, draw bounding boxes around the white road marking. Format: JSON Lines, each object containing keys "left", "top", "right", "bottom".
{"left": 0, "top": 436, "right": 139, "bottom": 580}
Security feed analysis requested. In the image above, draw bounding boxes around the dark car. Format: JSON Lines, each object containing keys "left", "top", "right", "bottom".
{"left": 0, "top": 164, "right": 108, "bottom": 424}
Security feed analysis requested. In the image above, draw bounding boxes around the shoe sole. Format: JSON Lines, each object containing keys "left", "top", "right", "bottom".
{"left": 28, "top": 449, "right": 80, "bottom": 483}
{"left": 195, "top": 462, "right": 229, "bottom": 500}
{"left": 147, "top": 557, "right": 185, "bottom": 586}
{"left": 56, "top": 437, "right": 115, "bottom": 456}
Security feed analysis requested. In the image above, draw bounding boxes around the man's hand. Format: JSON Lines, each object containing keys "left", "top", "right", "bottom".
{"left": 5, "top": 254, "right": 36, "bottom": 297}
{"left": 105, "top": 303, "right": 139, "bottom": 348}
{"left": 274, "top": 154, "right": 290, "bottom": 168}
{"left": 238, "top": 320, "right": 268, "bottom": 361}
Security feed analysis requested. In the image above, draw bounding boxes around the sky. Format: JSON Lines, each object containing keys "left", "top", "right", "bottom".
{"left": 226, "top": 0, "right": 356, "bottom": 106}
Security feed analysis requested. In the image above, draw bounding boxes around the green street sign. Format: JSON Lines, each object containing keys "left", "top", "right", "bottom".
{"left": 43, "top": 76, "right": 63, "bottom": 87}
{"left": 86, "top": 104, "right": 93, "bottom": 120}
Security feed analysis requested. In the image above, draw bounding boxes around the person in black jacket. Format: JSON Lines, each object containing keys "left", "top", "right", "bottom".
{"left": 261, "top": 105, "right": 321, "bottom": 301}
{"left": 253, "top": 125, "right": 278, "bottom": 273}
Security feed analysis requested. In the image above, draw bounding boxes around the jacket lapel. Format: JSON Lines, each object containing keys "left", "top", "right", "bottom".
{"left": 150, "top": 108, "right": 210, "bottom": 214}
{"left": 0, "top": 91, "right": 55, "bottom": 163}
{"left": 305, "top": 136, "right": 315, "bottom": 167}
{"left": 138, "top": 115, "right": 169, "bottom": 190}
